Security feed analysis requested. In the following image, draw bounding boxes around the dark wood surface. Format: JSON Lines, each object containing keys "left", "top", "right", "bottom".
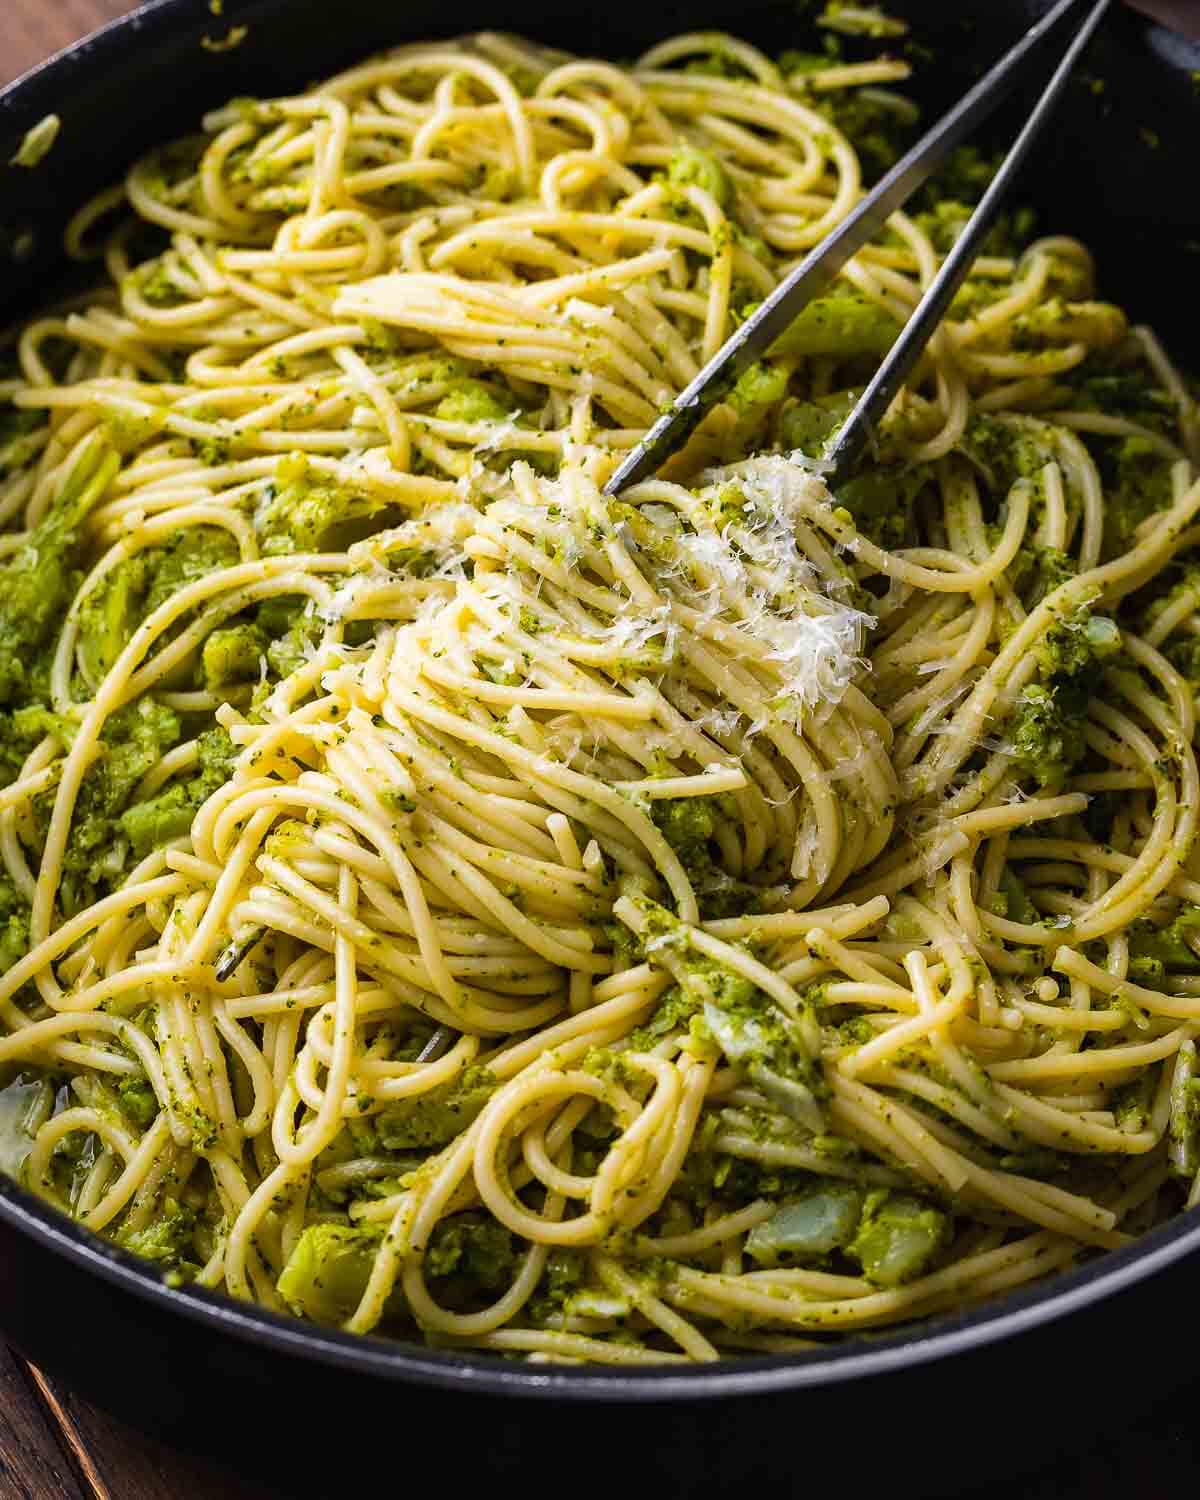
{"left": 3, "top": 2, "right": 1200, "bottom": 1496}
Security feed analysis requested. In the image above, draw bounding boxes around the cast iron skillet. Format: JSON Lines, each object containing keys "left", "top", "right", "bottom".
{"left": 1, "top": 4, "right": 1199, "bottom": 1494}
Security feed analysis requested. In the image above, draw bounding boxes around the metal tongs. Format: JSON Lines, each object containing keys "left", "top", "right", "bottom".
{"left": 605, "top": 0, "right": 1113, "bottom": 496}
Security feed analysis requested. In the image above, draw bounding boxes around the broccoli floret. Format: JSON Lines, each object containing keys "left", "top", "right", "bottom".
{"left": 834, "top": 467, "right": 929, "bottom": 550}
{"left": 0, "top": 910, "right": 29, "bottom": 976}
{"left": 780, "top": 395, "right": 855, "bottom": 458}
{"left": 652, "top": 796, "right": 718, "bottom": 867}
{"left": 119, "top": 727, "right": 237, "bottom": 857}
{"left": 277, "top": 1222, "right": 390, "bottom": 1324}
{"left": 425, "top": 1212, "right": 517, "bottom": 1293}
{"left": 912, "top": 148, "right": 1036, "bottom": 256}
{"left": 701, "top": 993, "right": 825, "bottom": 1122}
{"left": 680, "top": 48, "right": 755, "bottom": 80}
{"left": 78, "top": 525, "right": 240, "bottom": 681}
{"left": 0, "top": 873, "right": 29, "bottom": 978}
{"left": 813, "top": 90, "right": 913, "bottom": 175}
{"left": 778, "top": 46, "right": 841, "bottom": 78}
{"left": 846, "top": 1190, "right": 950, "bottom": 1286}
{"left": 729, "top": 359, "right": 791, "bottom": 418}
{"left": 1035, "top": 608, "right": 1121, "bottom": 678}
{"left": 119, "top": 1197, "right": 197, "bottom": 1273}
{"left": 658, "top": 360, "right": 793, "bottom": 479}
{"left": 667, "top": 144, "right": 732, "bottom": 210}
{"left": 375, "top": 1067, "right": 498, "bottom": 1151}
{"left": 202, "top": 623, "right": 267, "bottom": 691}
{"left": 1007, "top": 543, "right": 1077, "bottom": 607}
{"left": 1167, "top": 637, "right": 1200, "bottom": 686}
{"left": 0, "top": 438, "right": 118, "bottom": 707}
{"left": 255, "top": 456, "right": 389, "bottom": 556}
{"left": 50, "top": 696, "right": 185, "bottom": 911}
{"left": 0, "top": 703, "right": 78, "bottom": 787}
{"left": 924, "top": 145, "right": 999, "bottom": 205}
{"left": 434, "top": 379, "right": 515, "bottom": 424}
{"left": 626, "top": 985, "right": 706, "bottom": 1051}
{"left": 134, "top": 259, "right": 188, "bottom": 309}
{"left": 254, "top": 597, "right": 322, "bottom": 681}
{"left": 526, "top": 1249, "right": 588, "bottom": 1326}
{"left": 1062, "top": 365, "right": 1178, "bottom": 437}
{"left": 960, "top": 415, "right": 1052, "bottom": 494}
{"left": 1005, "top": 595, "right": 1120, "bottom": 791}
{"left": 1128, "top": 905, "right": 1200, "bottom": 979}
{"left": 116, "top": 1076, "right": 160, "bottom": 1128}
{"left": 1008, "top": 681, "right": 1087, "bottom": 791}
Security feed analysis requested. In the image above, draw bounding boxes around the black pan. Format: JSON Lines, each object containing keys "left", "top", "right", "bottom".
{"left": 1, "top": 4, "right": 1198, "bottom": 1494}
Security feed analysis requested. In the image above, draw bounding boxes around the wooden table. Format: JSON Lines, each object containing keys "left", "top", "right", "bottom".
{"left": 4, "top": 3, "right": 1200, "bottom": 1496}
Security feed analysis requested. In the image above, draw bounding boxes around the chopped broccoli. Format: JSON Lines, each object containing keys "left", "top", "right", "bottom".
{"left": 0, "top": 908, "right": 29, "bottom": 976}
{"left": 434, "top": 379, "right": 515, "bottom": 424}
{"left": 0, "top": 438, "right": 118, "bottom": 707}
{"left": 701, "top": 995, "right": 824, "bottom": 1123}
{"left": 814, "top": 90, "right": 913, "bottom": 175}
{"left": 960, "top": 415, "right": 1052, "bottom": 495}
{"left": 1061, "top": 364, "right": 1178, "bottom": 437}
{"left": 257, "top": 598, "right": 322, "bottom": 680}
{"left": 1035, "top": 608, "right": 1121, "bottom": 678}
{"left": 667, "top": 144, "right": 732, "bottom": 210}
{"left": 0, "top": 401, "right": 45, "bottom": 477}
{"left": 846, "top": 1190, "right": 950, "bottom": 1286}
{"left": 769, "top": 289, "right": 900, "bottom": 361}
{"left": 1128, "top": 905, "right": 1200, "bottom": 979}
{"left": 78, "top": 525, "right": 240, "bottom": 682}
{"left": 780, "top": 395, "right": 855, "bottom": 458}
{"left": 1008, "top": 681, "right": 1088, "bottom": 791}
{"left": 915, "top": 199, "right": 1036, "bottom": 259}
{"left": 202, "top": 622, "right": 267, "bottom": 691}
{"left": 912, "top": 148, "right": 1036, "bottom": 257}
{"left": 119, "top": 1197, "right": 197, "bottom": 1273}
{"left": 651, "top": 795, "right": 719, "bottom": 871}
{"left": 119, "top": 727, "right": 237, "bottom": 857}
{"left": 425, "top": 1212, "right": 517, "bottom": 1293}
{"left": 834, "top": 467, "right": 929, "bottom": 550}
{"left": 255, "top": 456, "right": 389, "bottom": 556}
{"left": 527, "top": 1249, "right": 588, "bottom": 1326}
{"left": 627, "top": 985, "right": 705, "bottom": 1051}
{"left": 729, "top": 359, "right": 791, "bottom": 418}
{"left": 1005, "top": 593, "right": 1120, "bottom": 791}
{"left": 745, "top": 1185, "right": 864, "bottom": 1265}
{"left": 1007, "top": 543, "right": 1077, "bottom": 607}
{"left": 277, "top": 1222, "right": 389, "bottom": 1324}
{"left": 50, "top": 696, "right": 185, "bottom": 912}
{"left": 0, "top": 703, "right": 78, "bottom": 787}
{"left": 1102, "top": 436, "right": 1175, "bottom": 554}
{"left": 375, "top": 1067, "right": 498, "bottom": 1151}
{"left": 115, "top": 1076, "right": 160, "bottom": 1128}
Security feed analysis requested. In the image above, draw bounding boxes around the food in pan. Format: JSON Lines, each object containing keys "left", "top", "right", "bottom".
{"left": 0, "top": 20, "right": 1197, "bottom": 1364}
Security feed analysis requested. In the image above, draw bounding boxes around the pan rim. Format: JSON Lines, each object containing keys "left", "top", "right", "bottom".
{"left": 4, "top": 1146, "right": 1200, "bottom": 1400}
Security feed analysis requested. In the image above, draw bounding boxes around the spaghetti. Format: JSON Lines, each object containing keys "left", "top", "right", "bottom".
{"left": 0, "top": 26, "right": 1197, "bottom": 1363}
